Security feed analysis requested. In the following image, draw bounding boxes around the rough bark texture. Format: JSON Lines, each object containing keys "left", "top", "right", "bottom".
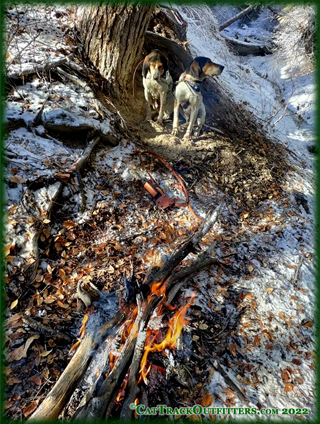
{"left": 77, "top": 4, "right": 154, "bottom": 95}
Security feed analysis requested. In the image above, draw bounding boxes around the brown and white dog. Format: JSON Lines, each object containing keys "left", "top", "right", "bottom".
{"left": 142, "top": 50, "right": 174, "bottom": 124}
{"left": 172, "top": 57, "right": 224, "bottom": 140}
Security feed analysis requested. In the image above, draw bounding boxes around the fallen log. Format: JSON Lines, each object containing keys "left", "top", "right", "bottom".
{"left": 7, "top": 54, "right": 74, "bottom": 80}
{"left": 218, "top": 6, "right": 256, "bottom": 32}
{"left": 222, "top": 34, "right": 271, "bottom": 56}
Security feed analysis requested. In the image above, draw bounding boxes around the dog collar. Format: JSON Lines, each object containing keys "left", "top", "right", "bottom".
{"left": 184, "top": 79, "right": 202, "bottom": 93}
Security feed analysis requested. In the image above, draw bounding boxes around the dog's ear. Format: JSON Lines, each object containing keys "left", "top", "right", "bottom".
{"left": 188, "top": 60, "right": 201, "bottom": 79}
{"left": 142, "top": 54, "right": 150, "bottom": 78}
{"left": 161, "top": 52, "right": 169, "bottom": 73}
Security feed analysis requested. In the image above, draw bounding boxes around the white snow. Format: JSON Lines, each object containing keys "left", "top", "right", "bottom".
{"left": 178, "top": 4, "right": 315, "bottom": 418}
{"left": 4, "top": 3, "right": 316, "bottom": 420}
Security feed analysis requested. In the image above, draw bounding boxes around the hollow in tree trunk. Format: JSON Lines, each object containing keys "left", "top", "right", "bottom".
{"left": 77, "top": 4, "right": 154, "bottom": 97}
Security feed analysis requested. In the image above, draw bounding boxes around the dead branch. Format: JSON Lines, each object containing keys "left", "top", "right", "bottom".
{"left": 56, "top": 67, "right": 107, "bottom": 119}
{"left": 146, "top": 205, "right": 222, "bottom": 285}
{"left": 29, "top": 332, "right": 94, "bottom": 421}
{"left": 120, "top": 322, "right": 147, "bottom": 420}
{"left": 7, "top": 54, "right": 74, "bottom": 80}
{"left": 221, "top": 34, "right": 271, "bottom": 56}
{"left": 22, "top": 316, "right": 72, "bottom": 343}
{"left": 73, "top": 136, "right": 100, "bottom": 172}
{"left": 219, "top": 6, "right": 256, "bottom": 31}
{"left": 211, "top": 360, "right": 249, "bottom": 404}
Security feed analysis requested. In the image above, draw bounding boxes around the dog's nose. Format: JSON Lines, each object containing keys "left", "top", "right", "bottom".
{"left": 220, "top": 65, "right": 225, "bottom": 73}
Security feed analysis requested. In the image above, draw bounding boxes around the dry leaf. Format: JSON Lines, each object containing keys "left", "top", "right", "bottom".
{"left": 222, "top": 387, "right": 235, "bottom": 398}
{"left": 266, "top": 288, "right": 274, "bottom": 294}
{"left": 7, "top": 376, "right": 22, "bottom": 385}
{"left": 10, "top": 175, "right": 25, "bottom": 184}
{"left": 44, "top": 296, "right": 55, "bottom": 304}
{"left": 199, "top": 323, "right": 208, "bottom": 330}
{"left": 229, "top": 343, "right": 237, "bottom": 357}
{"left": 10, "top": 299, "right": 18, "bottom": 309}
{"left": 29, "top": 374, "right": 42, "bottom": 386}
{"left": 23, "top": 400, "right": 39, "bottom": 418}
{"left": 284, "top": 383, "right": 294, "bottom": 392}
{"left": 281, "top": 369, "right": 291, "bottom": 383}
{"left": 200, "top": 394, "right": 214, "bottom": 407}
{"left": 254, "top": 335, "right": 261, "bottom": 347}
{"left": 7, "top": 335, "right": 40, "bottom": 363}
{"left": 302, "top": 320, "right": 313, "bottom": 327}
{"left": 39, "top": 349, "right": 53, "bottom": 357}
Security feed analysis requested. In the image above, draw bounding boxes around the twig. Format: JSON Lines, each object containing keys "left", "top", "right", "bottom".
{"left": 211, "top": 360, "right": 249, "bottom": 404}
{"left": 7, "top": 54, "right": 74, "bottom": 79}
{"left": 22, "top": 316, "right": 72, "bottom": 343}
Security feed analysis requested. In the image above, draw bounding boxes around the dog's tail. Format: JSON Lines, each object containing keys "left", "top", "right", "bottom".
{"left": 132, "top": 59, "right": 144, "bottom": 97}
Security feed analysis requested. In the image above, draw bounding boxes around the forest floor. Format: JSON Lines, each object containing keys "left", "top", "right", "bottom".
{"left": 4, "top": 4, "right": 315, "bottom": 421}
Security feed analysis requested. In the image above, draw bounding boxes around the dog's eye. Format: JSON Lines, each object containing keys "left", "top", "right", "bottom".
{"left": 158, "top": 65, "right": 163, "bottom": 70}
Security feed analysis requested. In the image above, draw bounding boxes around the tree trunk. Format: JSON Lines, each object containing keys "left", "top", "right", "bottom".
{"left": 77, "top": 4, "right": 154, "bottom": 96}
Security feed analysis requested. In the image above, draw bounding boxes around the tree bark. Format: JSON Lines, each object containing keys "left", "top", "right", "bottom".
{"left": 77, "top": 4, "right": 154, "bottom": 96}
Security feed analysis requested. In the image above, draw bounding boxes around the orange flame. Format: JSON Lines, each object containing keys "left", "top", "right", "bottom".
{"left": 138, "top": 300, "right": 192, "bottom": 384}
{"left": 78, "top": 312, "right": 90, "bottom": 339}
{"left": 106, "top": 352, "right": 118, "bottom": 377}
{"left": 150, "top": 281, "right": 167, "bottom": 297}
{"left": 116, "top": 371, "right": 130, "bottom": 402}
{"left": 69, "top": 339, "right": 80, "bottom": 353}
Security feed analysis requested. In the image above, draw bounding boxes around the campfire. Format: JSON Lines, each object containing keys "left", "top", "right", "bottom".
{"left": 29, "top": 206, "right": 222, "bottom": 421}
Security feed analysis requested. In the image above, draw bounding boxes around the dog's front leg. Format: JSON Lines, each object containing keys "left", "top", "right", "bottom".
{"left": 183, "top": 104, "right": 198, "bottom": 140}
{"left": 171, "top": 99, "right": 180, "bottom": 136}
{"left": 145, "top": 91, "right": 152, "bottom": 121}
{"left": 157, "top": 91, "right": 166, "bottom": 124}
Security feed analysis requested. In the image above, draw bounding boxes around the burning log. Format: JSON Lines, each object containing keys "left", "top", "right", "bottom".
{"left": 29, "top": 205, "right": 222, "bottom": 421}
{"left": 29, "top": 311, "right": 124, "bottom": 421}
{"left": 29, "top": 332, "right": 94, "bottom": 421}
{"left": 73, "top": 295, "right": 162, "bottom": 419}
{"left": 120, "top": 324, "right": 147, "bottom": 420}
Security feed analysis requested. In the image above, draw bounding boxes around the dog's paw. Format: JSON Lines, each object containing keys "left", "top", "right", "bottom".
{"left": 156, "top": 118, "right": 163, "bottom": 125}
{"left": 183, "top": 133, "right": 191, "bottom": 141}
{"left": 171, "top": 128, "right": 179, "bottom": 136}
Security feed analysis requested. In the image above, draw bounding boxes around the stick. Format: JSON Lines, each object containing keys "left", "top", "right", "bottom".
{"left": 22, "top": 316, "right": 72, "bottom": 343}
{"left": 219, "top": 6, "right": 256, "bottom": 31}
{"left": 29, "top": 332, "right": 94, "bottom": 421}
{"left": 7, "top": 54, "right": 74, "bottom": 79}
{"left": 147, "top": 205, "right": 221, "bottom": 285}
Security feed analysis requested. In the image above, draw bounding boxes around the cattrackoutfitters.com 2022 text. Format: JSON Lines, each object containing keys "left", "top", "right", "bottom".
{"left": 130, "top": 404, "right": 309, "bottom": 416}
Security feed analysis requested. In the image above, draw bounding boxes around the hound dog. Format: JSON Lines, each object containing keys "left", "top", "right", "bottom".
{"left": 172, "top": 57, "right": 224, "bottom": 140}
{"left": 142, "top": 49, "right": 174, "bottom": 124}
